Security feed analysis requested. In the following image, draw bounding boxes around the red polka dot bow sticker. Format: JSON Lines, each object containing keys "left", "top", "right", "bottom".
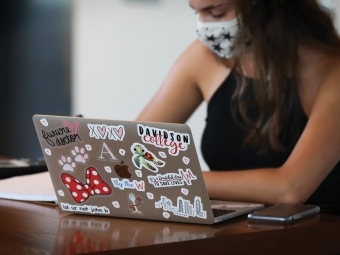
{"left": 61, "top": 167, "right": 112, "bottom": 203}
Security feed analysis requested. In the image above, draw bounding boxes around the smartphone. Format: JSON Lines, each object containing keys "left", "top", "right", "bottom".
{"left": 247, "top": 204, "right": 320, "bottom": 222}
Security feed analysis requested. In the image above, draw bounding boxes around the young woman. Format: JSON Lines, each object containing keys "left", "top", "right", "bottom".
{"left": 137, "top": 0, "right": 340, "bottom": 207}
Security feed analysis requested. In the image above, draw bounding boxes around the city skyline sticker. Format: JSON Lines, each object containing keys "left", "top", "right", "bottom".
{"left": 155, "top": 196, "right": 207, "bottom": 219}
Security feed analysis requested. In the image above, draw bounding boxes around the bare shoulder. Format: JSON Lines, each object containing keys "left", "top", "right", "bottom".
{"left": 320, "top": 55, "right": 340, "bottom": 86}
{"left": 136, "top": 39, "right": 224, "bottom": 123}
{"left": 177, "top": 39, "right": 222, "bottom": 74}
{"left": 313, "top": 56, "right": 340, "bottom": 105}
{"left": 182, "top": 38, "right": 218, "bottom": 61}
{"left": 308, "top": 54, "right": 340, "bottom": 117}
{"left": 136, "top": 39, "right": 231, "bottom": 123}
{"left": 181, "top": 39, "right": 231, "bottom": 101}
{"left": 298, "top": 47, "right": 340, "bottom": 116}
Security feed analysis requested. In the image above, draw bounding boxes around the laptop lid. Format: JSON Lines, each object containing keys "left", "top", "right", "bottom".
{"left": 33, "top": 115, "right": 262, "bottom": 224}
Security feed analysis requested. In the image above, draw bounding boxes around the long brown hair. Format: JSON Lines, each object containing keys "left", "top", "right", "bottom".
{"left": 231, "top": 0, "right": 340, "bottom": 152}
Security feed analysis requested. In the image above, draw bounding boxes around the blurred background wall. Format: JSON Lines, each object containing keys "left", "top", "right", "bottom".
{"left": 0, "top": 0, "right": 71, "bottom": 159}
{"left": 1, "top": 0, "right": 339, "bottom": 170}
{"left": 71, "top": 0, "right": 340, "bottom": 171}
{"left": 71, "top": 0, "right": 206, "bottom": 169}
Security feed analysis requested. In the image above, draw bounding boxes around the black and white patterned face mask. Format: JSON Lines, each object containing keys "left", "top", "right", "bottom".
{"left": 196, "top": 17, "right": 238, "bottom": 59}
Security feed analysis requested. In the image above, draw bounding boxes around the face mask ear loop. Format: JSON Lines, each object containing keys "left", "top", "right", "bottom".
{"left": 196, "top": 13, "right": 202, "bottom": 26}
{"left": 196, "top": 13, "right": 207, "bottom": 31}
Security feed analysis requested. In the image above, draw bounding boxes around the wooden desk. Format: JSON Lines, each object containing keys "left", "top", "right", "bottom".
{"left": 0, "top": 199, "right": 340, "bottom": 255}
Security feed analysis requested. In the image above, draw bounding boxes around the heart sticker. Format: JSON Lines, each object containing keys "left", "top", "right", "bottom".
{"left": 182, "top": 156, "right": 190, "bottom": 165}
{"left": 163, "top": 212, "right": 170, "bottom": 219}
{"left": 63, "top": 121, "right": 80, "bottom": 135}
{"left": 97, "top": 125, "right": 107, "bottom": 138}
{"left": 85, "top": 144, "right": 92, "bottom": 151}
{"left": 181, "top": 188, "right": 189, "bottom": 196}
{"left": 135, "top": 170, "right": 142, "bottom": 177}
{"left": 158, "top": 151, "right": 167, "bottom": 158}
{"left": 45, "top": 148, "right": 51, "bottom": 156}
{"left": 40, "top": 118, "right": 48, "bottom": 127}
{"left": 58, "top": 190, "right": 64, "bottom": 196}
{"left": 104, "top": 166, "right": 112, "bottom": 173}
{"left": 112, "top": 201, "right": 120, "bottom": 208}
{"left": 113, "top": 127, "right": 124, "bottom": 139}
{"left": 147, "top": 192, "right": 154, "bottom": 199}
{"left": 119, "top": 149, "right": 125, "bottom": 156}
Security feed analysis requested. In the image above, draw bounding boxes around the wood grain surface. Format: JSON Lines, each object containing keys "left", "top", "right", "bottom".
{"left": 1, "top": 199, "right": 340, "bottom": 254}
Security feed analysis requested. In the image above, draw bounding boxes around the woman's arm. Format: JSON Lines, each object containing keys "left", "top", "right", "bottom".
{"left": 204, "top": 62, "right": 340, "bottom": 204}
{"left": 137, "top": 39, "right": 230, "bottom": 123}
{"left": 137, "top": 40, "right": 204, "bottom": 124}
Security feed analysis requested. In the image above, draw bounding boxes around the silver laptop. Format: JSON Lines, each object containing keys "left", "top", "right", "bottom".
{"left": 33, "top": 115, "right": 264, "bottom": 224}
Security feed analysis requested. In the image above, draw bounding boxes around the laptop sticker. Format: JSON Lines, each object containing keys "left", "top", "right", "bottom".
{"left": 58, "top": 156, "right": 76, "bottom": 171}
{"left": 104, "top": 166, "right": 112, "bottom": 173}
{"left": 147, "top": 192, "right": 154, "bottom": 200}
{"left": 60, "top": 203, "right": 110, "bottom": 215}
{"left": 135, "top": 170, "right": 142, "bottom": 177}
{"left": 111, "top": 178, "right": 145, "bottom": 192}
{"left": 99, "top": 142, "right": 120, "bottom": 161}
{"left": 112, "top": 201, "right": 120, "bottom": 208}
{"left": 87, "top": 124, "right": 125, "bottom": 141}
{"left": 181, "top": 188, "right": 189, "bottom": 196}
{"left": 40, "top": 118, "right": 49, "bottom": 127}
{"left": 137, "top": 124, "right": 190, "bottom": 156}
{"left": 119, "top": 149, "right": 126, "bottom": 156}
{"left": 182, "top": 156, "right": 190, "bottom": 165}
{"left": 40, "top": 124, "right": 82, "bottom": 147}
{"left": 155, "top": 196, "right": 207, "bottom": 219}
{"left": 128, "top": 193, "right": 143, "bottom": 215}
{"left": 61, "top": 167, "right": 112, "bottom": 203}
{"left": 163, "top": 212, "right": 170, "bottom": 219}
{"left": 147, "top": 168, "right": 197, "bottom": 188}
{"left": 58, "top": 146, "right": 90, "bottom": 171}
{"left": 63, "top": 121, "right": 80, "bottom": 135}
{"left": 71, "top": 146, "right": 89, "bottom": 163}
{"left": 45, "top": 148, "right": 52, "bottom": 156}
{"left": 158, "top": 151, "right": 167, "bottom": 158}
{"left": 131, "top": 143, "right": 165, "bottom": 172}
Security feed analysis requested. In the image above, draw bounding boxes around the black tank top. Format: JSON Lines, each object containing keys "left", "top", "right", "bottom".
{"left": 201, "top": 73, "right": 340, "bottom": 206}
